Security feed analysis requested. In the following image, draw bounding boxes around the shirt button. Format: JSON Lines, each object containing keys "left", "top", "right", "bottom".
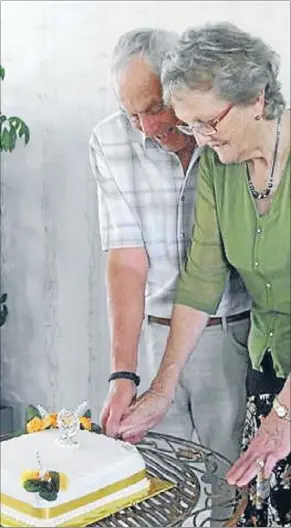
{"left": 266, "top": 283, "right": 271, "bottom": 288}
{"left": 256, "top": 228, "right": 262, "bottom": 235}
{"left": 269, "top": 331, "right": 273, "bottom": 337}
{"left": 255, "top": 261, "right": 259, "bottom": 266}
{"left": 179, "top": 233, "right": 185, "bottom": 240}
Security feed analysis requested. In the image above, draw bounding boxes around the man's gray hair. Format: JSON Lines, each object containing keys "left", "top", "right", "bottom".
{"left": 112, "top": 28, "right": 179, "bottom": 81}
{"left": 162, "top": 22, "right": 285, "bottom": 119}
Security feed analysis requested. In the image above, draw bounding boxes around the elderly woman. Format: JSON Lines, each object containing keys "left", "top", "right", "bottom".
{"left": 118, "top": 23, "right": 291, "bottom": 527}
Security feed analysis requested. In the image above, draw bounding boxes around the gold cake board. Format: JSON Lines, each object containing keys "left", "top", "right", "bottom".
{"left": 1, "top": 475, "right": 174, "bottom": 527}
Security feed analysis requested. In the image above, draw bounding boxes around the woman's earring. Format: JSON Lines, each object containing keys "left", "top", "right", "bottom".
{"left": 255, "top": 115, "right": 261, "bottom": 121}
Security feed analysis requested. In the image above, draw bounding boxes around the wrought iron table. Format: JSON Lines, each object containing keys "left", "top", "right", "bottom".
{"left": 0, "top": 431, "right": 247, "bottom": 527}
{"left": 91, "top": 431, "right": 247, "bottom": 527}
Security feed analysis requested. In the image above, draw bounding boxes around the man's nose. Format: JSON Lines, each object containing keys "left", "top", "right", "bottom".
{"left": 139, "top": 114, "right": 161, "bottom": 136}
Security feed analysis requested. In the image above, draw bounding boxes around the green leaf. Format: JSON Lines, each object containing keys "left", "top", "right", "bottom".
{"left": 9, "top": 126, "right": 17, "bottom": 151}
{"left": 1, "top": 128, "right": 11, "bottom": 152}
{"left": 0, "top": 115, "right": 7, "bottom": 126}
{"left": 25, "top": 405, "right": 41, "bottom": 424}
{"left": 83, "top": 409, "right": 92, "bottom": 419}
{"left": 49, "top": 471, "right": 60, "bottom": 492}
{"left": 0, "top": 116, "right": 30, "bottom": 150}
{"left": 22, "top": 123, "right": 30, "bottom": 145}
{"left": 24, "top": 479, "right": 42, "bottom": 492}
{"left": 0, "top": 66, "right": 5, "bottom": 80}
{"left": 0, "top": 304, "right": 8, "bottom": 327}
{"left": 8, "top": 116, "right": 21, "bottom": 128}
{"left": 39, "top": 489, "right": 58, "bottom": 501}
{"left": 91, "top": 423, "right": 101, "bottom": 434}
{"left": 13, "top": 118, "right": 30, "bottom": 146}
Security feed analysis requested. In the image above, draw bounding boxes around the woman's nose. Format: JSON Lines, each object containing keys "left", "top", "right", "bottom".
{"left": 193, "top": 132, "right": 212, "bottom": 147}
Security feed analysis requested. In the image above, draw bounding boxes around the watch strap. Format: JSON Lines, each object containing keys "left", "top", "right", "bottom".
{"left": 108, "top": 371, "right": 140, "bottom": 387}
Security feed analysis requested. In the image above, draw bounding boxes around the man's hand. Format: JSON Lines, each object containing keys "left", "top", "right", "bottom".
{"left": 100, "top": 379, "right": 137, "bottom": 438}
{"left": 117, "top": 388, "right": 172, "bottom": 443}
{"left": 226, "top": 409, "right": 291, "bottom": 487}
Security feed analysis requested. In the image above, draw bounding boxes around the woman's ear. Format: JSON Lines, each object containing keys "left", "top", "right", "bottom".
{"left": 253, "top": 89, "right": 265, "bottom": 120}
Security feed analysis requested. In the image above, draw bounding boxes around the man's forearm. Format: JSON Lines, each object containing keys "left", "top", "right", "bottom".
{"left": 106, "top": 249, "right": 148, "bottom": 373}
{"left": 151, "top": 304, "right": 209, "bottom": 398}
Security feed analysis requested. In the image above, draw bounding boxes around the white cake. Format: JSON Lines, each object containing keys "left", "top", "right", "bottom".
{"left": 0, "top": 429, "right": 150, "bottom": 527}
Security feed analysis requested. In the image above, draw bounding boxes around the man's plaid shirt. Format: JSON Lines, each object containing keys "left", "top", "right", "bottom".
{"left": 89, "top": 111, "right": 251, "bottom": 318}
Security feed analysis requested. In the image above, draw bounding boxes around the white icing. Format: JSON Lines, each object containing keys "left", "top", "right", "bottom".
{"left": 1, "top": 430, "right": 149, "bottom": 527}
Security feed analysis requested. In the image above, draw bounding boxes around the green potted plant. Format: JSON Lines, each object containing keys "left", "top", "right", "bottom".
{"left": 0, "top": 65, "right": 30, "bottom": 327}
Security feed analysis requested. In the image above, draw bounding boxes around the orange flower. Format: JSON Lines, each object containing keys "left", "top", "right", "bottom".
{"left": 49, "top": 413, "right": 58, "bottom": 428}
{"left": 79, "top": 417, "right": 91, "bottom": 431}
{"left": 42, "top": 413, "right": 58, "bottom": 429}
{"left": 26, "top": 417, "right": 44, "bottom": 433}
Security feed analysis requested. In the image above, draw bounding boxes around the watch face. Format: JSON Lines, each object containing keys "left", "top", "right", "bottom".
{"left": 277, "top": 406, "right": 286, "bottom": 418}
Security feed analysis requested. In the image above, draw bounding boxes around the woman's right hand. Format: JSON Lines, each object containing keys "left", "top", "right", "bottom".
{"left": 118, "top": 388, "right": 173, "bottom": 443}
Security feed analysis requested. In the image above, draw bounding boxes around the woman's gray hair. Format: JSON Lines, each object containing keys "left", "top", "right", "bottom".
{"left": 111, "top": 28, "right": 179, "bottom": 81}
{"left": 162, "top": 22, "right": 285, "bottom": 119}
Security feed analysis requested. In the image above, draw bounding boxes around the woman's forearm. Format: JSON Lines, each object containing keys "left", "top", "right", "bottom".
{"left": 151, "top": 304, "right": 209, "bottom": 399}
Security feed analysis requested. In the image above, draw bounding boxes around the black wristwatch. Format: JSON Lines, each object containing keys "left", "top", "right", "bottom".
{"left": 108, "top": 371, "right": 141, "bottom": 387}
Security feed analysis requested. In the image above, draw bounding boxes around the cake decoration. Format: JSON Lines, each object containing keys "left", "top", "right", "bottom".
{"left": 56, "top": 409, "right": 80, "bottom": 447}
{"left": 21, "top": 469, "right": 69, "bottom": 501}
{"left": 20, "top": 451, "right": 69, "bottom": 502}
{"left": 25, "top": 401, "right": 92, "bottom": 437}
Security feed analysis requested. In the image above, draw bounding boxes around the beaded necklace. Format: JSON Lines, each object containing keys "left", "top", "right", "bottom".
{"left": 246, "top": 114, "right": 281, "bottom": 200}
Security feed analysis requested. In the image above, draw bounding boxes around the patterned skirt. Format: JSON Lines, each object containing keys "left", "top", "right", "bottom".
{"left": 237, "top": 393, "right": 291, "bottom": 527}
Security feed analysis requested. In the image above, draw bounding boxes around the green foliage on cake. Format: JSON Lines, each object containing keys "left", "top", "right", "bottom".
{"left": 21, "top": 470, "right": 69, "bottom": 502}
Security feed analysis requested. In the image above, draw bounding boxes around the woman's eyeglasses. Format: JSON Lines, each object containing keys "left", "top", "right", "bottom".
{"left": 176, "top": 104, "right": 233, "bottom": 136}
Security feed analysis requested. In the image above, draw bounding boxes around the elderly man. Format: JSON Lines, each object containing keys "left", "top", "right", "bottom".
{"left": 89, "top": 28, "right": 251, "bottom": 463}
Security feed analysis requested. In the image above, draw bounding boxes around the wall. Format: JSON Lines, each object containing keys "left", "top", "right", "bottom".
{"left": 1, "top": 0, "right": 290, "bottom": 424}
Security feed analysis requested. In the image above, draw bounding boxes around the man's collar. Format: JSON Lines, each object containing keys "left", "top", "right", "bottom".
{"left": 142, "top": 133, "right": 153, "bottom": 149}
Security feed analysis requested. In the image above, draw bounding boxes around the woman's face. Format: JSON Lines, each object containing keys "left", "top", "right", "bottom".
{"left": 172, "top": 88, "right": 262, "bottom": 164}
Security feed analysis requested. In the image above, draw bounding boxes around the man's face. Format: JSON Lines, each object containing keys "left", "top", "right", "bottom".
{"left": 117, "top": 56, "right": 191, "bottom": 152}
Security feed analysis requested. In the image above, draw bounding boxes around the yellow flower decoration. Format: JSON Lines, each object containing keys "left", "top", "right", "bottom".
{"left": 42, "top": 413, "right": 58, "bottom": 429}
{"left": 26, "top": 417, "right": 44, "bottom": 433}
{"left": 20, "top": 470, "right": 40, "bottom": 484}
{"left": 25, "top": 404, "right": 92, "bottom": 434}
{"left": 49, "top": 413, "right": 58, "bottom": 428}
{"left": 59, "top": 473, "right": 69, "bottom": 491}
{"left": 79, "top": 416, "right": 92, "bottom": 431}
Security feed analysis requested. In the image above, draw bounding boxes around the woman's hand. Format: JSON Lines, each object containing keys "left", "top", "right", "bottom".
{"left": 226, "top": 409, "right": 291, "bottom": 487}
{"left": 117, "top": 389, "right": 172, "bottom": 443}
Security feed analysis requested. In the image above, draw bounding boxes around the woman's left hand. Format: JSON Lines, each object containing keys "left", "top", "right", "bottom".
{"left": 117, "top": 389, "right": 172, "bottom": 443}
{"left": 226, "top": 410, "right": 291, "bottom": 487}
